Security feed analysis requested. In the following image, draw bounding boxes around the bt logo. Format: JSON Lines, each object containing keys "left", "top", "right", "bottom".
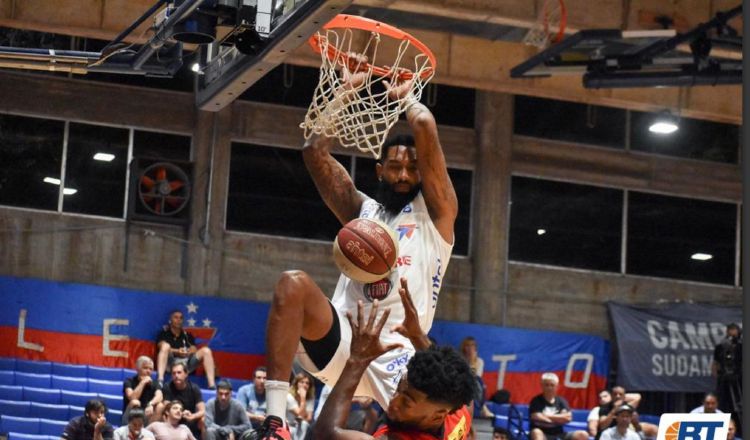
{"left": 657, "top": 414, "right": 730, "bottom": 440}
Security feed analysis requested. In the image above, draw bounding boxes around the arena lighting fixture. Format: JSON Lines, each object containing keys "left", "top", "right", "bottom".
{"left": 537, "top": 229, "right": 546, "bottom": 235}
{"left": 648, "top": 111, "right": 679, "bottom": 134}
{"left": 691, "top": 253, "right": 713, "bottom": 261}
{"left": 43, "top": 177, "right": 61, "bottom": 185}
{"left": 63, "top": 188, "right": 78, "bottom": 195}
{"left": 93, "top": 152, "right": 115, "bottom": 162}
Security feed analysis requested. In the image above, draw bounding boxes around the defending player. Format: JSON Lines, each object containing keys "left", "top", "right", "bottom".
{"left": 257, "top": 57, "right": 458, "bottom": 439}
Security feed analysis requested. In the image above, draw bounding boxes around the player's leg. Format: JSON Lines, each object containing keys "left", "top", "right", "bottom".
{"left": 264, "top": 270, "right": 334, "bottom": 420}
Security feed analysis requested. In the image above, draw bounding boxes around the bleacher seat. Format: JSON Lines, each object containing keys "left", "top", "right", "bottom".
{"left": 28, "top": 403, "right": 69, "bottom": 421}
{"left": 106, "top": 409, "right": 122, "bottom": 426}
{"left": 202, "top": 389, "right": 216, "bottom": 401}
{"left": 22, "top": 388, "right": 61, "bottom": 405}
{"left": 97, "top": 394, "right": 121, "bottom": 413}
{"left": 192, "top": 376, "right": 209, "bottom": 388}
{"left": 571, "top": 409, "right": 590, "bottom": 422}
{"left": 0, "top": 371, "right": 15, "bottom": 386}
{"left": 486, "top": 402, "right": 510, "bottom": 416}
{"left": 0, "top": 359, "right": 16, "bottom": 371}
{"left": 15, "top": 361, "right": 51, "bottom": 376}
{"left": 14, "top": 373, "right": 51, "bottom": 389}
{"left": 1, "top": 415, "right": 40, "bottom": 435}
{"left": 87, "top": 367, "right": 122, "bottom": 381}
{"left": 60, "top": 391, "right": 97, "bottom": 408}
{"left": 51, "top": 376, "right": 87, "bottom": 392}
{"left": 88, "top": 379, "right": 121, "bottom": 396}
{"left": 0, "top": 385, "right": 24, "bottom": 401}
{"left": 639, "top": 414, "right": 660, "bottom": 425}
{"left": 51, "top": 364, "right": 87, "bottom": 378}
{"left": 69, "top": 406, "right": 84, "bottom": 418}
{"left": 0, "top": 400, "right": 31, "bottom": 417}
{"left": 38, "top": 418, "right": 67, "bottom": 436}
{"left": 8, "top": 432, "right": 58, "bottom": 440}
{"left": 123, "top": 369, "right": 136, "bottom": 379}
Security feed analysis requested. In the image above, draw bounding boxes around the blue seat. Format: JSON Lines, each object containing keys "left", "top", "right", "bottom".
{"left": 22, "top": 388, "right": 61, "bottom": 405}
{"left": 8, "top": 432, "right": 58, "bottom": 440}
{"left": 28, "top": 403, "right": 68, "bottom": 422}
{"left": 486, "top": 402, "right": 510, "bottom": 416}
{"left": 60, "top": 391, "right": 98, "bottom": 408}
{"left": 571, "top": 409, "right": 590, "bottom": 423}
{"left": 51, "top": 376, "right": 87, "bottom": 392}
{"left": 0, "top": 386, "right": 23, "bottom": 401}
{"left": 68, "top": 406, "right": 84, "bottom": 419}
{"left": 0, "top": 371, "right": 15, "bottom": 386}
{"left": 123, "top": 369, "right": 136, "bottom": 379}
{"left": 87, "top": 367, "right": 122, "bottom": 381}
{"left": 192, "top": 376, "right": 209, "bottom": 389}
{"left": 1, "top": 415, "right": 40, "bottom": 435}
{"left": 15, "top": 362, "right": 51, "bottom": 376}
{"left": 0, "top": 400, "right": 31, "bottom": 417}
{"left": 88, "top": 379, "right": 121, "bottom": 396}
{"left": 565, "top": 421, "right": 588, "bottom": 430}
{"left": 97, "top": 394, "right": 121, "bottom": 413}
{"left": 14, "top": 374, "right": 50, "bottom": 389}
{"left": 38, "top": 419, "right": 67, "bottom": 436}
{"left": 105, "top": 409, "right": 122, "bottom": 426}
{"left": 51, "top": 364, "right": 87, "bottom": 378}
{"left": 639, "top": 414, "right": 660, "bottom": 425}
{"left": 201, "top": 389, "right": 216, "bottom": 401}
{"left": 0, "top": 359, "right": 16, "bottom": 371}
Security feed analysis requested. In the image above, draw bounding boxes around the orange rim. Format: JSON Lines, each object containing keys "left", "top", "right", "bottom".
{"left": 308, "top": 14, "right": 436, "bottom": 80}
{"left": 543, "top": 0, "right": 567, "bottom": 44}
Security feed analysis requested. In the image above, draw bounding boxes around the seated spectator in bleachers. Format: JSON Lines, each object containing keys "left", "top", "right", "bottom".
{"left": 493, "top": 427, "right": 511, "bottom": 440}
{"left": 529, "top": 372, "right": 588, "bottom": 440}
{"left": 204, "top": 380, "right": 254, "bottom": 440}
{"left": 160, "top": 362, "right": 205, "bottom": 438}
{"left": 123, "top": 356, "right": 163, "bottom": 424}
{"left": 286, "top": 372, "right": 315, "bottom": 440}
{"left": 147, "top": 401, "right": 196, "bottom": 440}
{"left": 727, "top": 418, "right": 737, "bottom": 440}
{"left": 62, "top": 399, "right": 114, "bottom": 440}
{"left": 587, "top": 389, "right": 612, "bottom": 437}
{"left": 460, "top": 336, "right": 484, "bottom": 377}
{"left": 599, "top": 404, "right": 640, "bottom": 440}
{"left": 236, "top": 366, "right": 267, "bottom": 430}
{"left": 113, "top": 409, "right": 155, "bottom": 440}
{"left": 690, "top": 392, "right": 724, "bottom": 413}
{"left": 156, "top": 310, "right": 216, "bottom": 389}
{"left": 597, "top": 386, "right": 657, "bottom": 440}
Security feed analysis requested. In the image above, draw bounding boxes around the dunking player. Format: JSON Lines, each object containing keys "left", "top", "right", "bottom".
{"left": 257, "top": 59, "right": 458, "bottom": 439}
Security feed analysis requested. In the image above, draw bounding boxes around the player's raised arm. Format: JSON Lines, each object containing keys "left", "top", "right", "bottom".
{"left": 385, "top": 78, "right": 458, "bottom": 243}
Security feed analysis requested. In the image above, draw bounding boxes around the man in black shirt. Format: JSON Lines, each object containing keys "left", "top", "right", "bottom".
{"left": 62, "top": 399, "right": 114, "bottom": 440}
{"left": 712, "top": 323, "right": 742, "bottom": 414}
{"left": 529, "top": 373, "right": 587, "bottom": 440}
{"left": 161, "top": 362, "right": 205, "bottom": 438}
{"left": 123, "top": 355, "right": 164, "bottom": 424}
{"left": 156, "top": 310, "right": 217, "bottom": 388}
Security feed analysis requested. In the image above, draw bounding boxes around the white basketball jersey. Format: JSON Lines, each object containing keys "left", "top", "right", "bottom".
{"left": 330, "top": 192, "right": 454, "bottom": 402}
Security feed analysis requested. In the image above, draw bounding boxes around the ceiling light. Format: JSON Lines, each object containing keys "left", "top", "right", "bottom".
{"left": 537, "top": 229, "right": 546, "bottom": 235}
{"left": 62, "top": 188, "right": 78, "bottom": 195}
{"left": 691, "top": 253, "right": 713, "bottom": 261}
{"left": 43, "top": 177, "right": 61, "bottom": 185}
{"left": 649, "top": 111, "right": 679, "bottom": 134}
{"left": 191, "top": 62, "right": 201, "bottom": 73}
{"left": 93, "top": 152, "right": 115, "bottom": 162}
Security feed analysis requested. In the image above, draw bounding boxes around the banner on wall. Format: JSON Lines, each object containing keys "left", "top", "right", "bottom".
{"left": 0, "top": 276, "right": 609, "bottom": 408}
{"left": 607, "top": 301, "right": 742, "bottom": 392}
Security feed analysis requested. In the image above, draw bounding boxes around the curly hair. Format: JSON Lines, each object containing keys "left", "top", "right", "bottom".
{"left": 406, "top": 345, "right": 478, "bottom": 410}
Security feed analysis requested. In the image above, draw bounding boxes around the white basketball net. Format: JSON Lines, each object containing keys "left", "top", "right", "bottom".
{"left": 300, "top": 28, "right": 435, "bottom": 159}
{"left": 523, "top": 0, "right": 565, "bottom": 49}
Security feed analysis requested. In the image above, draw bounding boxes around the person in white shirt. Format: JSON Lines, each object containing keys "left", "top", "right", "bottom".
{"left": 587, "top": 390, "right": 612, "bottom": 437}
{"left": 114, "top": 409, "right": 155, "bottom": 440}
{"left": 690, "top": 392, "right": 724, "bottom": 414}
{"left": 599, "top": 405, "right": 641, "bottom": 440}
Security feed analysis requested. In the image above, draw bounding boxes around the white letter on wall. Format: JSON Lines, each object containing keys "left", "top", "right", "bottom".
{"left": 17, "top": 309, "right": 44, "bottom": 352}
{"left": 564, "top": 353, "right": 593, "bottom": 389}
{"left": 103, "top": 319, "right": 129, "bottom": 358}
{"left": 492, "top": 354, "right": 517, "bottom": 390}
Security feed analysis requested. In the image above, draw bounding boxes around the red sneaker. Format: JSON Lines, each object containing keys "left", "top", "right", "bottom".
{"left": 256, "top": 415, "right": 291, "bottom": 440}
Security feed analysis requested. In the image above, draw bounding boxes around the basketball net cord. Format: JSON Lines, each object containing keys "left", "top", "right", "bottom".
{"left": 300, "top": 28, "right": 434, "bottom": 159}
{"left": 522, "top": 0, "right": 564, "bottom": 49}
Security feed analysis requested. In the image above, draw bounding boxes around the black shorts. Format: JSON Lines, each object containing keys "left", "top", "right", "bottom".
{"left": 300, "top": 302, "right": 341, "bottom": 370}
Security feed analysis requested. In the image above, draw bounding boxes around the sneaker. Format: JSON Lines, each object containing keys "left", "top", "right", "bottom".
{"left": 256, "top": 415, "right": 291, "bottom": 440}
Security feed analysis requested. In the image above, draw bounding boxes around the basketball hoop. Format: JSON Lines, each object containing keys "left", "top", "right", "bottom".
{"left": 522, "top": 0, "right": 567, "bottom": 49}
{"left": 300, "top": 14, "right": 437, "bottom": 159}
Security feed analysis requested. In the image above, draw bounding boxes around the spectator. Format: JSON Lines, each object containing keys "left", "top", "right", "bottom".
{"left": 62, "top": 399, "right": 114, "bottom": 440}
{"left": 156, "top": 310, "right": 216, "bottom": 389}
{"left": 113, "top": 409, "right": 155, "bottom": 440}
{"left": 493, "top": 427, "right": 511, "bottom": 440}
{"left": 147, "top": 401, "right": 196, "bottom": 440}
{"left": 727, "top": 418, "right": 737, "bottom": 440}
{"left": 529, "top": 372, "right": 587, "bottom": 440}
{"left": 161, "top": 362, "right": 205, "bottom": 438}
{"left": 587, "top": 390, "right": 612, "bottom": 437}
{"left": 597, "top": 386, "right": 656, "bottom": 440}
{"left": 713, "top": 323, "right": 742, "bottom": 414}
{"left": 286, "top": 372, "right": 315, "bottom": 440}
{"left": 123, "top": 355, "right": 163, "bottom": 424}
{"left": 205, "top": 380, "right": 254, "bottom": 440}
{"left": 237, "top": 366, "right": 267, "bottom": 429}
{"left": 690, "top": 392, "right": 724, "bottom": 414}
{"left": 460, "top": 336, "right": 484, "bottom": 376}
{"left": 599, "top": 404, "right": 640, "bottom": 440}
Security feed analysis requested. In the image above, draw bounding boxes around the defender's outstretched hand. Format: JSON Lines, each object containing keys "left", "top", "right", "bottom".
{"left": 345, "top": 300, "right": 403, "bottom": 364}
{"left": 391, "top": 278, "right": 432, "bottom": 350}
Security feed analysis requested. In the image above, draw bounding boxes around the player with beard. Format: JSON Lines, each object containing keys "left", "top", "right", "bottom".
{"left": 257, "top": 60, "right": 458, "bottom": 440}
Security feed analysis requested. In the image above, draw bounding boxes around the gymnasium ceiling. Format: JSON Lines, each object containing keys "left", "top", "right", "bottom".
{"left": 0, "top": 0, "right": 742, "bottom": 123}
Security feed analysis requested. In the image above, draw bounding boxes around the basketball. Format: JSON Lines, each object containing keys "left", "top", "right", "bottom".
{"left": 333, "top": 218, "right": 399, "bottom": 284}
